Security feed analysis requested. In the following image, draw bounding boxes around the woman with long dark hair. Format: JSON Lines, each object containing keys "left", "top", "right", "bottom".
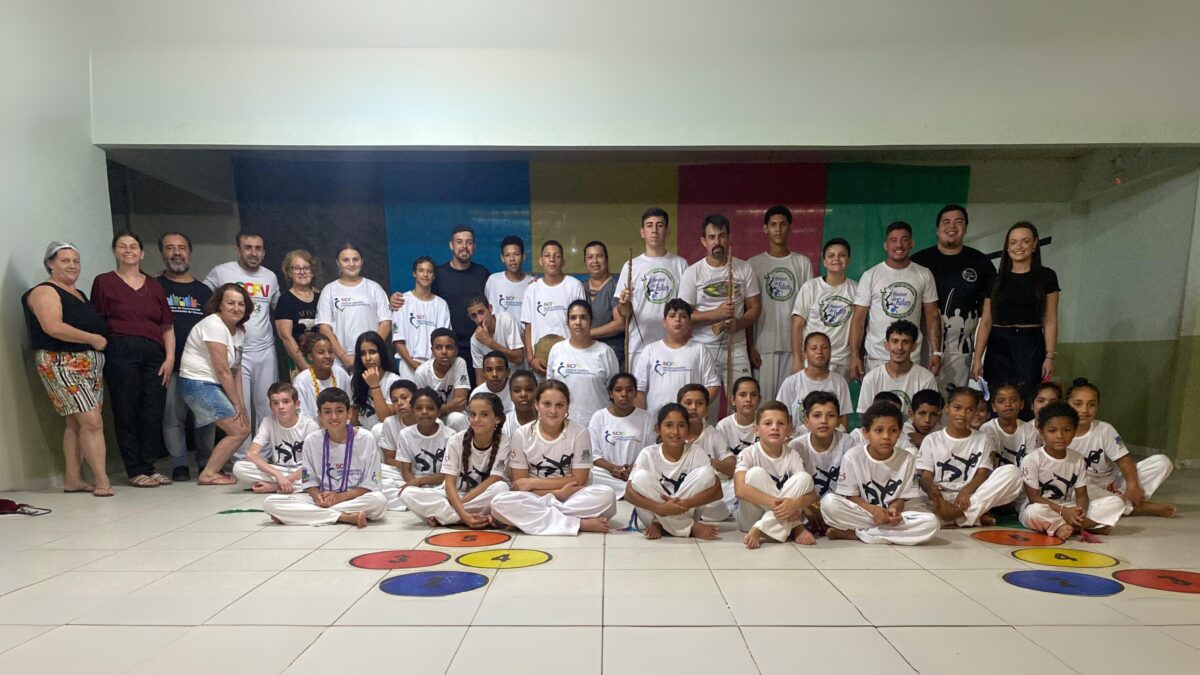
{"left": 349, "top": 331, "right": 400, "bottom": 429}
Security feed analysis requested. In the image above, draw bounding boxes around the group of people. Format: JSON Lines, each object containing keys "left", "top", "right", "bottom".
{"left": 22, "top": 204, "right": 1176, "bottom": 546}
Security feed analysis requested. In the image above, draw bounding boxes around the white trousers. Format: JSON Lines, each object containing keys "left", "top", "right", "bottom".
{"left": 1085, "top": 454, "right": 1174, "bottom": 515}
{"left": 717, "top": 477, "right": 737, "bottom": 519}
{"left": 263, "top": 491, "right": 388, "bottom": 526}
{"left": 232, "top": 460, "right": 298, "bottom": 490}
{"left": 735, "top": 467, "right": 816, "bottom": 542}
{"left": 490, "top": 485, "right": 617, "bottom": 536}
{"left": 380, "top": 464, "right": 409, "bottom": 511}
{"left": 401, "top": 481, "right": 510, "bottom": 525}
{"left": 590, "top": 466, "right": 628, "bottom": 497}
{"left": 238, "top": 345, "right": 279, "bottom": 458}
{"left": 908, "top": 465, "right": 1023, "bottom": 527}
{"left": 164, "top": 372, "right": 214, "bottom": 468}
{"left": 754, "top": 351, "right": 791, "bottom": 403}
{"left": 819, "top": 492, "right": 940, "bottom": 545}
{"left": 1019, "top": 495, "right": 1125, "bottom": 534}
{"left": 628, "top": 465, "right": 721, "bottom": 537}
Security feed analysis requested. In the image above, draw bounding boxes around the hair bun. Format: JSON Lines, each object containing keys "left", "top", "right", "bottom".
{"left": 1072, "top": 377, "right": 1089, "bottom": 387}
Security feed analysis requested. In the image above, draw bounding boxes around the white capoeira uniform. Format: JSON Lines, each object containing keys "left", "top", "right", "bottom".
{"left": 263, "top": 425, "right": 388, "bottom": 526}
{"left": 490, "top": 419, "right": 617, "bottom": 535}
{"left": 380, "top": 420, "right": 454, "bottom": 510}
{"left": 689, "top": 425, "right": 733, "bottom": 521}
{"left": 981, "top": 417, "right": 1040, "bottom": 469}
{"left": 413, "top": 357, "right": 471, "bottom": 432}
{"left": 613, "top": 252, "right": 689, "bottom": 362}
{"left": 777, "top": 369, "right": 853, "bottom": 435}
{"left": 820, "top": 444, "right": 940, "bottom": 545}
{"left": 588, "top": 407, "right": 656, "bottom": 496}
{"left": 909, "top": 429, "right": 1022, "bottom": 527}
{"left": 853, "top": 260, "right": 938, "bottom": 374}
{"left": 856, "top": 363, "right": 938, "bottom": 417}
{"left": 232, "top": 414, "right": 319, "bottom": 490}
{"left": 628, "top": 444, "right": 721, "bottom": 537}
{"left": 293, "top": 364, "right": 351, "bottom": 421}
{"left": 1075, "top": 420, "right": 1174, "bottom": 515}
{"left": 734, "top": 442, "right": 816, "bottom": 541}
{"left": 749, "top": 251, "right": 812, "bottom": 401}
{"left": 1020, "top": 446, "right": 1125, "bottom": 533}
{"left": 790, "top": 429, "right": 855, "bottom": 498}
{"left": 792, "top": 276, "right": 859, "bottom": 382}
{"left": 715, "top": 414, "right": 756, "bottom": 515}
{"left": 401, "top": 429, "right": 511, "bottom": 525}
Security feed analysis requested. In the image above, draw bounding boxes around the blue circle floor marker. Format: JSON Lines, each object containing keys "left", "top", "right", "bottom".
{"left": 378, "top": 571, "right": 488, "bottom": 597}
{"left": 1003, "top": 570, "right": 1124, "bottom": 597}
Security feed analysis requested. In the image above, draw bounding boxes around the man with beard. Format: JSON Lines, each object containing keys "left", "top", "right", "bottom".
{"left": 158, "top": 232, "right": 214, "bottom": 481}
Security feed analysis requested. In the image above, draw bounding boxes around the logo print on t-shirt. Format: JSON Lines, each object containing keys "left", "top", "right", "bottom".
{"left": 890, "top": 389, "right": 913, "bottom": 412}
{"left": 555, "top": 362, "right": 592, "bottom": 378}
{"left": 642, "top": 269, "right": 677, "bottom": 304}
{"left": 862, "top": 478, "right": 903, "bottom": 506}
{"left": 333, "top": 296, "right": 368, "bottom": 312}
{"left": 409, "top": 311, "right": 435, "bottom": 328}
{"left": 414, "top": 447, "right": 446, "bottom": 474}
{"left": 769, "top": 471, "right": 791, "bottom": 490}
{"left": 531, "top": 453, "right": 573, "bottom": 477}
{"left": 274, "top": 440, "right": 303, "bottom": 465}
{"left": 937, "top": 452, "right": 982, "bottom": 484}
{"left": 659, "top": 471, "right": 687, "bottom": 494}
{"left": 818, "top": 295, "right": 853, "bottom": 327}
{"left": 604, "top": 430, "right": 637, "bottom": 446}
{"left": 536, "top": 300, "right": 564, "bottom": 317}
{"left": 653, "top": 360, "right": 688, "bottom": 376}
{"left": 1083, "top": 448, "right": 1104, "bottom": 470}
{"left": 812, "top": 464, "right": 839, "bottom": 495}
{"left": 962, "top": 268, "right": 978, "bottom": 283}
{"left": 498, "top": 294, "right": 521, "bottom": 310}
{"left": 701, "top": 280, "right": 733, "bottom": 299}
{"left": 764, "top": 268, "right": 797, "bottom": 302}
{"left": 879, "top": 282, "right": 918, "bottom": 318}
{"left": 1039, "top": 471, "right": 1079, "bottom": 501}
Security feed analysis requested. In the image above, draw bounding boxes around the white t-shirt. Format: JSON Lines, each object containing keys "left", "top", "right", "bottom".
{"left": 613, "top": 252, "right": 689, "bottom": 357}
{"left": 179, "top": 314, "right": 245, "bottom": 383}
{"left": 414, "top": 357, "right": 471, "bottom": 405}
{"left": 735, "top": 441, "right": 809, "bottom": 491}
{"left": 715, "top": 414, "right": 756, "bottom": 458}
{"left": 853, "top": 261, "right": 938, "bottom": 362}
{"left": 834, "top": 445, "right": 916, "bottom": 507}
{"left": 471, "top": 311, "right": 524, "bottom": 371}
{"left": 634, "top": 443, "right": 714, "bottom": 496}
{"left": 520, "top": 276, "right": 586, "bottom": 344}
{"left": 354, "top": 371, "right": 399, "bottom": 430}
{"left": 315, "top": 278, "right": 391, "bottom": 352}
{"left": 504, "top": 412, "right": 535, "bottom": 437}
{"left": 484, "top": 272, "right": 534, "bottom": 320}
{"left": 1021, "top": 447, "right": 1086, "bottom": 506}
{"left": 203, "top": 262, "right": 279, "bottom": 352}
{"left": 776, "top": 369, "right": 853, "bottom": 431}
{"left": 915, "top": 429, "right": 996, "bottom": 493}
{"left": 252, "top": 414, "right": 320, "bottom": 468}
{"left": 391, "top": 292, "right": 450, "bottom": 362}
{"left": 292, "top": 364, "right": 351, "bottom": 420}
{"left": 1073, "top": 421, "right": 1130, "bottom": 489}
{"left": 678, "top": 257, "right": 761, "bottom": 348}
{"left": 790, "top": 429, "right": 855, "bottom": 496}
{"left": 546, "top": 340, "right": 620, "bottom": 425}
{"left": 693, "top": 424, "right": 731, "bottom": 461}
{"left": 792, "top": 276, "right": 859, "bottom": 367}
{"left": 471, "top": 381, "right": 514, "bottom": 414}
{"left": 633, "top": 339, "right": 720, "bottom": 416}
{"left": 749, "top": 252, "right": 812, "bottom": 354}
{"left": 375, "top": 415, "right": 409, "bottom": 456}
{"left": 440, "top": 429, "right": 512, "bottom": 494}
{"left": 588, "top": 407, "right": 656, "bottom": 467}
{"left": 848, "top": 426, "right": 915, "bottom": 453}
{"left": 508, "top": 420, "right": 593, "bottom": 478}
{"left": 857, "top": 363, "right": 938, "bottom": 415}
{"left": 982, "top": 418, "right": 1041, "bottom": 467}
{"left": 298, "top": 426, "right": 382, "bottom": 492}
{"left": 397, "top": 421, "right": 455, "bottom": 477}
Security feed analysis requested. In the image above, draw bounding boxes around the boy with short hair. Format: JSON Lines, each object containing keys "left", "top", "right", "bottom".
{"left": 633, "top": 299, "right": 720, "bottom": 415}
{"left": 234, "top": 382, "right": 321, "bottom": 493}
{"left": 467, "top": 294, "right": 526, "bottom": 382}
{"left": 521, "top": 240, "right": 586, "bottom": 376}
{"left": 790, "top": 391, "right": 856, "bottom": 532}
{"left": 981, "top": 383, "right": 1040, "bottom": 467}
{"left": 263, "top": 388, "right": 387, "bottom": 527}
{"left": 847, "top": 391, "right": 914, "bottom": 451}
{"left": 776, "top": 331, "right": 852, "bottom": 434}
{"left": 905, "top": 388, "right": 945, "bottom": 448}
{"left": 377, "top": 379, "right": 418, "bottom": 509}
{"left": 856, "top": 320, "right": 937, "bottom": 416}
{"left": 735, "top": 402, "right": 819, "bottom": 548}
{"left": 413, "top": 328, "right": 471, "bottom": 431}
{"left": 505, "top": 369, "right": 539, "bottom": 431}
{"left": 484, "top": 235, "right": 534, "bottom": 320}
{"left": 392, "top": 256, "right": 451, "bottom": 379}
{"left": 470, "top": 351, "right": 514, "bottom": 413}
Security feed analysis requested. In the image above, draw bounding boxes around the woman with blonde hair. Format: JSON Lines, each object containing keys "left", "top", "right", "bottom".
{"left": 275, "top": 249, "right": 320, "bottom": 373}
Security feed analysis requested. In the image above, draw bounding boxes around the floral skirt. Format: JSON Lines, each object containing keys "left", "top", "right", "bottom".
{"left": 34, "top": 350, "right": 105, "bottom": 416}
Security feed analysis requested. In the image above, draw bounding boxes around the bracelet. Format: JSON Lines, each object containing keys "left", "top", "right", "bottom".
{"left": 369, "top": 386, "right": 381, "bottom": 390}
{"left": 932, "top": 351, "right": 943, "bottom": 357}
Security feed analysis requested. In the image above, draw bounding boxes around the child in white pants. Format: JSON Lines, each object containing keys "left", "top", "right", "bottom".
{"left": 401, "top": 392, "right": 512, "bottom": 526}
{"left": 678, "top": 384, "right": 734, "bottom": 522}
{"left": 734, "top": 402, "right": 819, "bottom": 548}
{"left": 412, "top": 329, "right": 471, "bottom": 433}
{"left": 913, "top": 387, "right": 1023, "bottom": 527}
{"left": 1021, "top": 402, "right": 1125, "bottom": 537}
{"left": 588, "top": 373, "right": 656, "bottom": 496}
{"left": 490, "top": 380, "right": 617, "bottom": 535}
{"left": 624, "top": 404, "right": 723, "bottom": 540}
{"left": 264, "top": 388, "right": 387, "bottom": 527}
{"left": 821, "top": 402, "right": 940, "bottom": 545}
{"left": 232, "top": 383, "right": 320, "bottom": 493}
{"left": 381, "top": 388, "right": 455, "bottom": 510}
{"left": 715, "top": 377, "right": 761, "bottom": 516}
{"left": 790, "top": 390, "right": 857, "bottom": 535}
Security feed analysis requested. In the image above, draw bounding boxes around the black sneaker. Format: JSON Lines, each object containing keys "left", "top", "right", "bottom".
{"left": 171, "top": 466, "right": 191, "bottom": 482}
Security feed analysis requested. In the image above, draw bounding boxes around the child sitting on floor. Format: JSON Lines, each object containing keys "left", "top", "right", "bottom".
{"left": 790, "top": 391, "right": 856, "bottom": 534}
{"left": 233, "top": 382, "right": 319, "bottom": 493}
{"left": 735, "top": 401, "right": 819, "bottom": 548}
{"left": 981, "top": 383, "right": 1040, "bottom": 467}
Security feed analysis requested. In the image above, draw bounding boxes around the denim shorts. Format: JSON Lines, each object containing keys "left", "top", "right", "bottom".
{"left": 179, "top": 377, "right": 236, "bottom": 427}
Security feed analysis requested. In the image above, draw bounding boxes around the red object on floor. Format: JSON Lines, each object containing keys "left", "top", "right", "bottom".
{"left": 971, "top": 529, "right": 1064, "bottom": 547}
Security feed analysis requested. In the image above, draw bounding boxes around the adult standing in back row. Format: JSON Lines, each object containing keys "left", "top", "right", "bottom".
{"left": 748, "top": 205, "right": 813, "bottom": 401}
{"left": 433, "top": 225, "right": 490, "bottom": 383}
{"left": 912, "top": 205, "right": 996, "bottom": 392}
{"left": 615, "top": 208, "right": 688, "bottom": 361}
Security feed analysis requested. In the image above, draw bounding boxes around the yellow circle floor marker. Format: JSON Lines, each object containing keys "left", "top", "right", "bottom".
{"left": 1012, "top": 547, "right": 1119, "bottom": 568}
{"left": 456, "top": 549, "right": 552, "bottom": 569}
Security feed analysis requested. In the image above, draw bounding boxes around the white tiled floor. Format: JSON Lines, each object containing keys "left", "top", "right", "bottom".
{"left": 1, "top": 469, "right": 1198, "bottom": 673}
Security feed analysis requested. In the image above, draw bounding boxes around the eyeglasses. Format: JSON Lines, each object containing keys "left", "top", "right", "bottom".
{"left": 290, "top": 266, "right": 313, "bottom": 273}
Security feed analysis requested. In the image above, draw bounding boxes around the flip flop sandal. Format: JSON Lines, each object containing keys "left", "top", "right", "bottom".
{"left": 129, "top": 475, "right": 159, "bottom": 488}
{"left": 93, "top": 486, "right": 114, "bottom": 497}
{"left": 148, "top": 473, "right": 173, "bottom": 486}
{"left": 63, "top": 485, "right": 95, "bottom": 493}
{"left": 198, "top": 475, "right": 237, "bottom": 486}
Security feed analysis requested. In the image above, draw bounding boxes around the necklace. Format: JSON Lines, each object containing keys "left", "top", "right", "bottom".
{"left": 311, "top": 369, "right": 336, "bottom": 402}
{"left": 320, "top": 424, "right": 354, "bottom": 492}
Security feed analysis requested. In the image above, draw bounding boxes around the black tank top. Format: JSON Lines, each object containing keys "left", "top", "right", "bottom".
{"left": 22, "top": 282, "right": 109, "bottom": 352}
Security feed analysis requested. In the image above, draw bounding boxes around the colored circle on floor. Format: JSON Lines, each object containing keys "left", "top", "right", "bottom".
{"left": 350, "top": 549, "right": 450, "bottom": 570}
{"left": 424, "top": 531, "right": 512, "bottom": 548}
{"left": 378, "top": 571, "right": 488, "bottom": 597}
{"left": 1003, "top": 570, "right": 1124, "bottom": 597}
{"left": 1012, "top": 548, "right": 1119, "bottom": 568}
{"left": 455, "top": 549, "right": 552, "bottom": 569}
{"left": 1113, "top": 569, "right": 1200, "bottom": 594}
{"left": 971, "top": 529, "right": 1064, "bottom": 547}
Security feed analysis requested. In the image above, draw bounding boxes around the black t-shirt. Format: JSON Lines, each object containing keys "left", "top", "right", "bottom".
{"left": 911, "top": 246, "right": 996, "bottom": 354}
{"left": 989, "top": 267, "right": 1060, "bottom": 326}
{"left": 432, "top": 261, "right": 491, "bottom": 346}
{"left": 276, "top": 289, "right": 320, "bottom": 344}
{"left": 157, "top": 276, "right": 212, "bottom": 369}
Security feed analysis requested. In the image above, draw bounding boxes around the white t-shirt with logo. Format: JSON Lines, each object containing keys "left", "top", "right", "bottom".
{"left": 694, "top": 424, "right": 732, "bottom": 461}
{"left": 853, "top": 261, "right": 938, "bottom": 362}
{"left": 749, "top": 252, "right": 813, "bottom": 353}
{"left": 715, "top": 414, "right": 756, "bottom": 458}
{"left": 252, "top": 414, "right": 320, "bottom": 468}
{"left": 1021, "top": 447, "right": 1086, "bottom": 506}
{"left": 632, "top": 339, "right": 720, "bottom": 417}
{"left": 588, "top": 407, "right": 656, "bottom": 467}
{"left": 440, "top": 429, "right": 512, "bottom": 494}
{"left": 471, "top": 381, "right": 514, "bottom": 414}
{"left": 203, "top": 262, "right": 279, "bottom": 353}
{"left": 179, "top": 314, "right": 245, "bottom": 383}
{"left": 792, "top": 276, "right": 859, "bottom": 367}
{"left": 678, "top": 257, "right": 761, "bottom": 348}
{"left": 915, "top": 429, "right": 996, "bottom": 493}
{"left": 546, "top": 340, "right": 620, "bottom": 426}
{"left": 391, "top": 292, "right": 451, "bottom": 362}
{"left": 292, "top": 364, "right": 351, "bottom": 420}
{"left": 735, "top": 441, "right": 809, "bottom": 491}
{"left": 375, "top": 414, "right": 409, "bottom": 456}
{"left": 856, "top": 364, "right": 938, "bottom": 415}
{"left": 485, "top": 272, "right": 534, "bottom": 321}
{"left": 633, "top": 443, "right": 714, "bottom": 496}
{"left": 1072, "top": 421, "right": 1130, "bottom": 489}
{"left": 520, "top": 276, "right": 586, "bottom": 345}
{"left": 414, "top": 357, "right": 471, "bottom": 405}
{"left": 508, "top": 420, "right": 593, "bottom": 478}
{"left": 397, "top": 421, "right": 455, "bottom": 477}
{"left": 790, "top": 429, "right": 855, "bottom": 496}
{"left": 776, "top": 369, "right": 853, "bottom": 431}
{"left": 834, "top": 445, "right": 916, "bottom": 507}
{"left": 982, "top": 418, "right": 1040, "bottom": 467}
{"left": 471, "top": 311, "right": 524, "bottom": 371}
{"left": 613, "top": 253, "right": 689, "bottom": 357}
{"left": 298, "top": 426, "right": 382, "bottom": 492}
{"left": 315, "top": 278, "right": 391, "bottom": 352}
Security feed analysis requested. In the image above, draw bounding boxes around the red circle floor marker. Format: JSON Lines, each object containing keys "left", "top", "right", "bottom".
{"left": 350, "top": 549, "right": 450, "bottom": 570}
{"left": 972, "top": 529, "right": 1064, "bottom": 547}
{"left": 1113, "top": 569, "right": 1200, "bottom": 594}
{"left": 425, "top": 531, "right": 511, "bottom": 547}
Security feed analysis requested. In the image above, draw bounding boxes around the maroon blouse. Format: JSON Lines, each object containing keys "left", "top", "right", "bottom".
{"left": 90, "top": 271, "right": 174, "bottom": 345}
